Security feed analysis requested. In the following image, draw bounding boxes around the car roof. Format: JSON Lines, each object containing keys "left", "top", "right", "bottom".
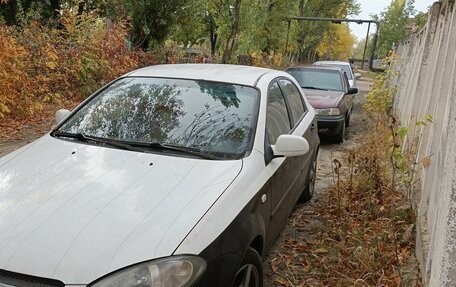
{"left": 314, "top": 60, "right": 351, "bottom": 66}
{"left": 126, "top": 64, "right": 274, "bottom": 86}
{"left": 286, "top": 65, "right": 343, "bottom": 72}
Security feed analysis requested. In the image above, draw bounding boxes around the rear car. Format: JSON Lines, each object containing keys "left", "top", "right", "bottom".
{"left": 286, "top": 66, "right": 358, "bottom": 143}
{"left": 0, "top": 64, "right": 319, "bottom": 287}
{"left": 313, "top": 60, "right": 361, "bottom": 89}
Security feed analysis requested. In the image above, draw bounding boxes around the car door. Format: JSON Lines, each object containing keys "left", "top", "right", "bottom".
{"left": 342, "top": 72, "right": 354, "bottom": 110}
{"left": 278, "top": 78, "right": 318, "bottom": 187}
{"left": 264, "top": 79, "right": 316, "bottom": 247}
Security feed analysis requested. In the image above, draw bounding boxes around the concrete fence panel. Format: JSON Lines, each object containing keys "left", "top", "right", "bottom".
{"left": 392, "top": 0, "right": 456, "bottom": 285}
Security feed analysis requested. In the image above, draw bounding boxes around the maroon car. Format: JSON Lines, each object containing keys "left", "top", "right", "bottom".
{"left": 285, "top": 66, "right": 358, "bottom": 143}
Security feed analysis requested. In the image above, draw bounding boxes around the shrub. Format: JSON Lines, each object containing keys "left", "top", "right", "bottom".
{"left": 0, "top": 8, "right": 157, "bottom": 118}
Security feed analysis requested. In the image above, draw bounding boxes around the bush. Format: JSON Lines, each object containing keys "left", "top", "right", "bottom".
{"left": 0, "top": 8, "right": 157, "bottom": 118}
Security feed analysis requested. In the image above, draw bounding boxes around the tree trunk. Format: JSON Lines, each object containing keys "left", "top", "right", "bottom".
{"left": 77, "top": 1, "right": 86, "bottom": 16}
{"left": 48, "top": 0, "right": 60, "bottom": 19}
{"left": 221, "top": 0, "right": 242, "bottom": 64}
{"left": 209, "top": 15, "right": 218, "bottom": 56}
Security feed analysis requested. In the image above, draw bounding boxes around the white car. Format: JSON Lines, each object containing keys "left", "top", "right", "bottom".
{"left": 313, "top": 60, "right": 361, "bottom": 89}
{"left": 0, "top": 64, "right": 319, "bottom": 287}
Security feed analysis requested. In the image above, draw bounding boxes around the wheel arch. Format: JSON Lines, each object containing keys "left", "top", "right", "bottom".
{"left": 250, "top": 235, "right": 264, "bottom": 257}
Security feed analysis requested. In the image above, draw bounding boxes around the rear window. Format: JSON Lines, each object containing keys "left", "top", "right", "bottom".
{"left": 319, "top": 64, "right": 353, "bottom": 79}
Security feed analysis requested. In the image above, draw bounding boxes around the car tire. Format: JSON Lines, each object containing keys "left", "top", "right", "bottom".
{"left": 334, "top": 121, "right": 345, "bottom": 143}
{"left": 345, "top": 111, "right": 351, "bottom": 127}
{"left": 232, "top": 247, "right": 263, "bottom": 287}
{"left": 300, "top": 154, "right": 317, "bottom": 202}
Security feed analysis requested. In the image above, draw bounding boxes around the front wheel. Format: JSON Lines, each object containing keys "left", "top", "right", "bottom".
{"left": 300, "top": 154, "right": 317, "bottom": 202}
{"left": 334, "top": 120, "right": 346, "bottom": 143}
{"left": 232, "top": 247, "right": 263, "bottom": 287}
{"left": 345, "top": 110, "right": 351, "bottom": 127}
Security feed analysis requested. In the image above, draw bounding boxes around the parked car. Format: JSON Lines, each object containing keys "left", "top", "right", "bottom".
{"left": 313, "top": 60, "right": 361, "bottom": 89}
{"left": 0, "top": 64, "right": 319, "bottom": 287}
{"left": 286, "top": 66, "right": 358, "bottom": 143}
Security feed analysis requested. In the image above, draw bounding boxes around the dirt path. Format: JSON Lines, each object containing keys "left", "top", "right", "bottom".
{"left": 263, "top": 79, "right": 373, "bottom": 286}
{"left": 0, "top": 118, "right": 54, "bottom": 157}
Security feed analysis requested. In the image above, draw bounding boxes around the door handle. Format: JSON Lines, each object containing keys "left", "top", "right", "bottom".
{"left": 311, "top": 122, "right": 316, "bottom": 130}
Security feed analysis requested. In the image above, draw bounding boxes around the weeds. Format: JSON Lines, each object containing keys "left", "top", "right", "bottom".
{"left": 268, "top": 53, "right": 424, "bottom": 286}
{"left": 0, "top": 6, "right": 156, "bottom": 119}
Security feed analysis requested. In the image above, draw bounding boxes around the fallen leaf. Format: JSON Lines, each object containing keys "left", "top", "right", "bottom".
{"left": 273, "top": 276, "right": 291, "bottom": 287}
{"left": 422, "top": 156, "right": 431, "bottom": 169}
{"left": 313, "top": 248, "right": 328, "bottom": 254}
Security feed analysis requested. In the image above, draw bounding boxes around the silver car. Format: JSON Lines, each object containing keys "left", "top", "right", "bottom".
{"left": 313, "top": 60, "right": 361, "bottom": 89}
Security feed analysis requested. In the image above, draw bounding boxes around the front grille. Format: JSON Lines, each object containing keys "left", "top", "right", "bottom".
{"left": 0, "top": 269, "right": 64, "bottom": 287}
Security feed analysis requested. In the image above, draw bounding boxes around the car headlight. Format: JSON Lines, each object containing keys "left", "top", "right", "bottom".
{"left": 90, "top": 256, "right": 206, "bottom": 287}
{"left": 315, "top": 108, "right": 340, "bottom": 116}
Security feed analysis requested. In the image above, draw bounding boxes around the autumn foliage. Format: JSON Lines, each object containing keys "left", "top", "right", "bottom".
{"left": 0, "top": 9, "right": 156, "bottom": 119}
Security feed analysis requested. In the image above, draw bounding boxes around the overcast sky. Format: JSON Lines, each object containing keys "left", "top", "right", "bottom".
{"left": 349, "top": 0, "right": 437, "bottom": 40}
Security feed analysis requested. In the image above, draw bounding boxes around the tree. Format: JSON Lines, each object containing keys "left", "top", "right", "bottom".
{"left": 353, "top": 36, "right": 373, "bottom": 59}
{"left": 414, "top": 11, "right": 428, "bottom": 30}
{"left": 236, "top": 0, "right": 292, "bottom": 54}
{"left": 0, "top": 0, "right": 61, "bottom": 26}
{"left": 376, "top": 0, "right": 415, "bottom": 57}
{"left": 105, "top": 0, "right": 186, "bottom": 50}
{"left": 316, "top": 23, "right": 356, "bottom": 61}
{"left": 293, "top": 0, "right": 360, "bottom": 63}
{"left": 221, "top": 0, "right": 242, "bottom": 63}
{"left": 170, "top": 0, "right": 207, "bottom": 47}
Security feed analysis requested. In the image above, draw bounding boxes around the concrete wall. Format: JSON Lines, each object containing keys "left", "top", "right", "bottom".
{"left": 392, "top": 0, "right": 456, "bottom": 285}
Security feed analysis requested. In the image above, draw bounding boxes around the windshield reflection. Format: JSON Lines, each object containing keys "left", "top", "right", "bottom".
{"left": 57, "top": 78, "right": 258, "bottom": 160}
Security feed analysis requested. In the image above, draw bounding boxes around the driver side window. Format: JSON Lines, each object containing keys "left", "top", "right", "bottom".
{"left": 266, "top": 81, "right": 291, "bottom": 144}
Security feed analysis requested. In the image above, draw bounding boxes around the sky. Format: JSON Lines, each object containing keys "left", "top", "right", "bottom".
{"left": 349, "top": 0, "right": 437, "bottom": 40}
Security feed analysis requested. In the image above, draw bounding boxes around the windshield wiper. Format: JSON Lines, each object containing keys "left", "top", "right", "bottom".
{"left": 123, "top": 141, "right": 218, "bottom": 160}
{"left": 52, "top": 132, "right": 218, "bottom": 159}
{"left": 51, "top": 131, "right": 136, "bottom": 151}
{"left": 301, "top": 86, "right": 329, "bottom": 91}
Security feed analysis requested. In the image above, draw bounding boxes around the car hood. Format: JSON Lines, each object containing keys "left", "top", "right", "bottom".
{"left": 302, "top": 89, "right": 344, "bottom": 109}
{"left": 0, "top": 135, "right": 242, "bottom": 284}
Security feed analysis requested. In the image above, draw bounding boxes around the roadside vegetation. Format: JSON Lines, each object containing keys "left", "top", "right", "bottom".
{"left": 0, "top": 0, "right": 426, "bottom": 129}
{"left": 267, "top": 55, "right": 426, "bottom": 286}
{"left": 0, "top": 0, "right": 361, "bottom": 140}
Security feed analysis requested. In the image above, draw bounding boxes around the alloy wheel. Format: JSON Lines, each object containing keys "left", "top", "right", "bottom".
{"left": 233, "top": 263, "right": 260, "bottom": 287}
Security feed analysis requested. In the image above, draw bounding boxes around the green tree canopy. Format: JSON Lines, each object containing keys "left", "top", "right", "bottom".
{"left": 376, "top": 0, "right": 415, "bottom": 57}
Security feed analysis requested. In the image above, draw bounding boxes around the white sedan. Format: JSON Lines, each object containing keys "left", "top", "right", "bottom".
{"left": 0, "top": 64, "right": 319, "bottom": 287}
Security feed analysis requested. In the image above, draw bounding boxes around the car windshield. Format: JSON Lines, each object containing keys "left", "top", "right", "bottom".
{"left": 319, "top": 64, "right": 353, "bottom": 79}
{"left": 286, "top": 69, "right": 343, "bottom": 92}
{"left": 56, "top": 77, "right": 259, "bottom": 160}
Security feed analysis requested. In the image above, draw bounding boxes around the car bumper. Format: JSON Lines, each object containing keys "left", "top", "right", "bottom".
{"left": 317, "top": 115, "right": 345, "bottom": 136}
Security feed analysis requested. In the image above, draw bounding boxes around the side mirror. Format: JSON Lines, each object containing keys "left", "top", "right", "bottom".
{"left": 272, "top": 135, "right": 310, "bottom": 157}
{"left": 348, "top": 87, "right": 358, "bottom": 95}
{"left": 55, "top": 109, "right": 71, "bottom": 125}
{"left": 354, "top": 73, "right": 362, "bottom": 79}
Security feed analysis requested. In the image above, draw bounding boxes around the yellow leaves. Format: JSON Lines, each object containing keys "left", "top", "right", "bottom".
{"left": 46, "top": 61, "right": 57, "bottom": 70}
{"left": 313, "top": 248, "right": 329, "bottom": 254}
{"left": 422, "top": 156, "right": 431, "bottom": 169}
{"left": 316, "top": 23, "right": 356, "bottom": 61}
{"left": 273, "top": 276, "right": 292, "bottom": 286}
{"left": 1, "top": 7, "right": 157, "bottom": 119}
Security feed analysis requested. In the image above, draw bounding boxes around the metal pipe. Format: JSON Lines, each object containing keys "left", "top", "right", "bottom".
{"left": 361, "top": 22, "right": 371, "bottom": 70}
{"left": 289, "top": 16, "right": 384, "bottom": 72}
{"left": 369, "top": 22, "right": 382, "bottom": 72}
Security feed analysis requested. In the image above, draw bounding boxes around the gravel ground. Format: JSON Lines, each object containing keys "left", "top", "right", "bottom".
{"left": 263, "top": 79, "right": 374, "bottom": 286}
